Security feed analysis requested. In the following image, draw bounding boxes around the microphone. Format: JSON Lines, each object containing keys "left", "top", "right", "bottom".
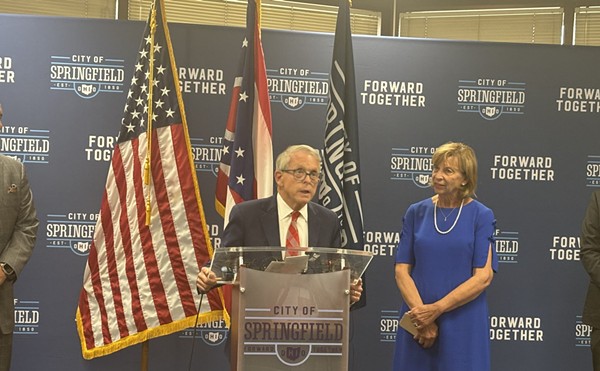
{"left": 220, "top": 266, "right": 234, "bottom": 281}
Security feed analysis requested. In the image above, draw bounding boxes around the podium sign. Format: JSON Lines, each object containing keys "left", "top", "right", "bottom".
{"left": 210, "top": 247, "right": 373, "bottom": 371}
{"left": 232, "top": 268, "right": 350, "bottom": 370}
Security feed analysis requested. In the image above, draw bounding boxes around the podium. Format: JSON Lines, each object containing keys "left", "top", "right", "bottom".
{"left": 210, "top": 247, "right": 373, "bottom": 371}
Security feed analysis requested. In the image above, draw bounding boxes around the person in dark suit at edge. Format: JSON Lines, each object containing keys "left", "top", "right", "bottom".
{"left": 581, "top": 190, "right": 600, "bottom": 370}
{"left": 196, "top": 144, "right": 363, "bottom": 303}
{"left": 0, "top": 103, "right": 39, "bottom": 371}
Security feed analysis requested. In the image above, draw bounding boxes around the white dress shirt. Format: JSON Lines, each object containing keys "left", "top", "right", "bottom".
{"left": 277, "top": 193, "right": 308, "bottom": 252}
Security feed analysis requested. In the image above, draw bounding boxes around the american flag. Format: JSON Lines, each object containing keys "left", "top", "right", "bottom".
{"left": 76, "top": 0, "right": 225, "bottom": 359}
{"left": 215, "top": 0, "right": 273, "bottom": 227}
{"left": 319, "top": 0, "right": 366, "bottom": 308}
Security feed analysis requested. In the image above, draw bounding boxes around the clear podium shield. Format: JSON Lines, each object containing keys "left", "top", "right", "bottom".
{"left": 210, "top": 247, "right": 373, "bottom": 371}
{"left": 209, "top": 246, "right": 373, "bottom": 284}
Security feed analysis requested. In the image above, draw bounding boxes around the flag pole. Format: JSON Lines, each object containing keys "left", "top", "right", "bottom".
{"left": 142, "top": 1, "right": 156, "bottom": 368}
{"left": 144, "top": 1, "right": 157, "bottom": 226}
{"left": 141, "top": 341, "right": 149, "bottom": 371}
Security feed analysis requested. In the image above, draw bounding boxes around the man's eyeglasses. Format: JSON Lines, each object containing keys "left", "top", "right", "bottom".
{"left": 281, "top": 168, "right": 321, "bottom": 183}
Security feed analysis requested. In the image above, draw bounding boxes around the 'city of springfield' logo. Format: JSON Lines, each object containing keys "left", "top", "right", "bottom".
{"left": 0, "top": 125, "right": 50, "bottom": 164}
{"left": 390, "top": 146, "right": 434, "bottom": 188}
{"left": 14, "top": 298, "right": 40, "bottom": 335}
{"left": 46, "top": 212, "right": 97, "bottom": 256}
{"left": 50, "top": 54, "right": 125, "bottom": 99}
{"left": 243, "top": 305, "right": 344, "bottom": 366}
{"left": 495, "top": 229, "right": 519, "bottom": 264}
{"left": 458, "top": 78, "right": 525, "bottom": 120}
{"left": 586, "top": 155, "right": 600, "bottom": 187}
{"left": 267, "top": 68, "right": 329, "bottom": 111}
{"left": 191, "top": 137, "right": 223, "bottom": 177}
{"left": 576, "top": 316, "right": 591, "bottom": 347}
{"left": 181, "top": 316, "right": 228, "bottom": 346}
{"left": 380, "top": 310, "right": 399, "bottom": 343}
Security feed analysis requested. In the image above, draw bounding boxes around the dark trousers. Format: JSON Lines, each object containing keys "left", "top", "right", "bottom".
{"left": 0, "top": 331, "right": 12, "bottom": 371}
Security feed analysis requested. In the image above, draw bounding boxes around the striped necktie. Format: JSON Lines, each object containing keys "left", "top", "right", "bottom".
{"left": 285, "top": 211, "right": 301, "bottom": 256}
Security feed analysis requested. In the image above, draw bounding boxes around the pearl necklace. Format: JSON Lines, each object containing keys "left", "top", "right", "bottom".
{"left": 434, "top": 198, "right": 464, "bottom": 234}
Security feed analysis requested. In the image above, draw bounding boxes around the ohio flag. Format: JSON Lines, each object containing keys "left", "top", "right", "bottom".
{"left": 215, "top": 0, "right": 273, "bottom": 227}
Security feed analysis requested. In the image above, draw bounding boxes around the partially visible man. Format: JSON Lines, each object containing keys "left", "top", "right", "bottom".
{"left": 0, "top": 103, "right": 39, "bottom": 371}
{"left": 197, "top": 144, "right": 362, "bottom": 303}
{"left": 582, "top": 190, "right": 600, "bottom": 371}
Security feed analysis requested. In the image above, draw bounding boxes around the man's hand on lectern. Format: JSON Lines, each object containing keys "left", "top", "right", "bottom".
{"left": 196, "top": 266, "right": 218, "bottom": 294}
{"left": 350, "top": 278, "right": 363, "bottom": 305}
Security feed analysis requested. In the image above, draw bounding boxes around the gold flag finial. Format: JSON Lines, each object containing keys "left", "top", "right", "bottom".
{"left": 257, "top": 0, "right": 262, "bottom": 28}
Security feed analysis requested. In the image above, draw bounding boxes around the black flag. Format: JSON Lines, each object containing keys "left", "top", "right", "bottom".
{"left": 319, "top": 0, "right": 366, "bottom": 308}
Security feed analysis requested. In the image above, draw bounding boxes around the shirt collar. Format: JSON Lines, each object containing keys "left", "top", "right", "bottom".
{"left": 277, "top": 193, "right": 308, "bottom": 221}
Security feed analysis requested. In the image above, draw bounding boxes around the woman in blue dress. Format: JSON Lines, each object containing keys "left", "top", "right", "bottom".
{"left": 393, "top": 142, "right": 498, "bottom": 371}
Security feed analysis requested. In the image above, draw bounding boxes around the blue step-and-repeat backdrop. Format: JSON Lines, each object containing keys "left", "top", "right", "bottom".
{"left": 0, "top": 12, "right": 597, "bottom": 371}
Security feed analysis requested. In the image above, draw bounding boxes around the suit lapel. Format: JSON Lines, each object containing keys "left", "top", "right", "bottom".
{"left": 261, "top": 196, "right": 281, "bottom": 246}
{"left": 308, "top": 203, "right": 321, "bottom": 247}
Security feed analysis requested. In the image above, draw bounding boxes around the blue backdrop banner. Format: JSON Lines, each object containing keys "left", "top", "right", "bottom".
{"left": 0, "top": 13, "right": 596, "bottom": 371}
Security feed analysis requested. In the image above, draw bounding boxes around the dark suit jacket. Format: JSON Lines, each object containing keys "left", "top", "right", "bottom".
{"left": 223, "top": 195, "right": 341, "bottom": 247}
{"left": 221, "top": 195, "right": 341, "bottom": 270}
{"left": 582, "top": 190, "right": 600, "bottom": 328}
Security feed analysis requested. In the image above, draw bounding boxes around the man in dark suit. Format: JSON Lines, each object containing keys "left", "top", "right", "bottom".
{"left": 0, "top": 103, "right": 39, "bottom": 371}
{"left": 582, "top": 190, "right": 600, "bottom": 370}
{"left": 197, "top": 144, "right": 362, "bottom": 303}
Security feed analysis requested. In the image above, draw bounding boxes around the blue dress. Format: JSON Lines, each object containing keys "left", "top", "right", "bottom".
{"left": 393, "top": 198, "right": 498, "bottom": 371}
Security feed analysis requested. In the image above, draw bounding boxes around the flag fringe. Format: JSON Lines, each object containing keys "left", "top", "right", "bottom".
{"left": 76, "top": 307, "right": 228, "bottom": 360}
{"left": 215, "top": 199, "right": 226, "bottom": 218}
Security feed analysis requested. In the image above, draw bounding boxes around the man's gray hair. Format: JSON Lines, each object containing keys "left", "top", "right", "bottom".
{"left": 275, "top": 144, "right": 321, "bottom": 170}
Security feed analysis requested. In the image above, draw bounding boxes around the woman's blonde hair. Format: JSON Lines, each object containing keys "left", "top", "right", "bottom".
{"left": 431, "top": 142, "right": 478, "bottom": 199}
